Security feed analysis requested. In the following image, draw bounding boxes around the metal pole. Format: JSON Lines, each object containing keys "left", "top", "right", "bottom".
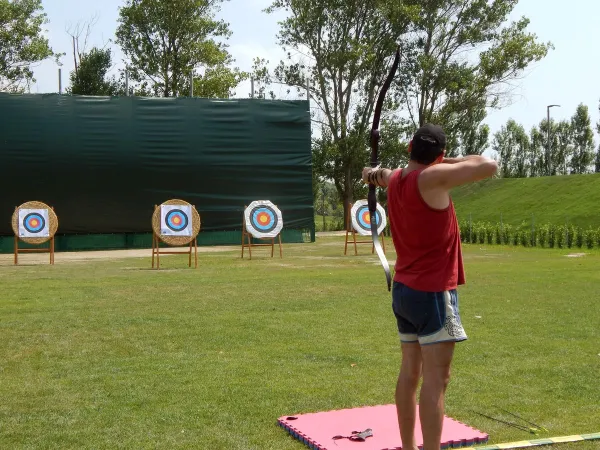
{"left": 190, "top": 73, "right": 194, "bottom": 97}
{"left": 306, "top": 77, "right": 310, "bottom": 102}
{"left": 58, "top": 68, "right": 62, "bottom": 94}
{"left": 251, "top": 77, "right": 254, "bottom": 98}
{"left": 125, "top": 69, "right": 129, "bottom": 96}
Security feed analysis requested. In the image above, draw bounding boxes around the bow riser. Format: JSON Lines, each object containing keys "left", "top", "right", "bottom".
{"left": 368, "top": 47, "right": 400, "bottom": 292}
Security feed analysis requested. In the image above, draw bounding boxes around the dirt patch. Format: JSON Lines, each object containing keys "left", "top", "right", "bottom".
{"left": 565, "top": 253, "right": 586, "bottom": 258}
{"left": 0, "top": 246, "right": 236, "bottom": 266}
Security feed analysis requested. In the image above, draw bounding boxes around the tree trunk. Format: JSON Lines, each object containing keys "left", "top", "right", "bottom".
{"left": 342, "top": 166, "right": 353, "bottom": 231}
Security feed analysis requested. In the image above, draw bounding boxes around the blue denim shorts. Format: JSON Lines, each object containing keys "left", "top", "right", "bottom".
{"left": 392, "top": 281, "right": 467, "bottom": 345}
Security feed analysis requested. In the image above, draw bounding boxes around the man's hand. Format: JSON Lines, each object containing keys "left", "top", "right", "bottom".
{"left": 362, "top": 167, "right": 374, "bottom": 184}
{"left": 362, "top": 167, "right": 393, "bottom": 187}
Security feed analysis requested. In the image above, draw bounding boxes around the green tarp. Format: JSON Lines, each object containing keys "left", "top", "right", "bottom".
{"left": 0, "top": 94, "right": 314, "bottom": 252}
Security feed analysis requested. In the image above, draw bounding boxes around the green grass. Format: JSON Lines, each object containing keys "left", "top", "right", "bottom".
{"left": 451, "top": 173, "right": 600, "bottom": 228}
{"left": 1, "top": 239, "right": 599, "bottom": 449}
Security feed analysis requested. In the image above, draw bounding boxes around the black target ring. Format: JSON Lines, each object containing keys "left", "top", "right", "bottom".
{"left": 165, "top": 209, "right": 189, "bottom": 232}
{"left": 23, "top": 212, "right": 47, "bottom": 234}
{"left": 249, "top": 205, "right": 279, "bottom": 234}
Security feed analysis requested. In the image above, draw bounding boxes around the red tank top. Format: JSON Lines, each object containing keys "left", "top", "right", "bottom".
{"left": 387, "top": 168, "right": 465, "bottom": 292}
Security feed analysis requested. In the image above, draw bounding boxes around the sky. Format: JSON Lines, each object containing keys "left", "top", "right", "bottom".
{"left": 29, "top": 0, "right": 600, "bottom": 153}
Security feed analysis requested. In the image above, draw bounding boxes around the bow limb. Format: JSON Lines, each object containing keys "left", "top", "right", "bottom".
{"left": 368, "top": 46, "right": 400, "bottom": 292}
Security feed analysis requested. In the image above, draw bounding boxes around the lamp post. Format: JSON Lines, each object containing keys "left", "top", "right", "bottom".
{"left": 547, "top": 104, "right": 560, "bottom": 175}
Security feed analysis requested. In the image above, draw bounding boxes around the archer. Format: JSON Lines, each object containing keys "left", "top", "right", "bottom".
{"left": 363, "top": 124, "right": 498, "bottom": 450}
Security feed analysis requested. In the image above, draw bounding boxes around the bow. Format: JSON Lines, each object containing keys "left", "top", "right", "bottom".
{"left": 368, "top": 46, "right": 400, "bottom": 292}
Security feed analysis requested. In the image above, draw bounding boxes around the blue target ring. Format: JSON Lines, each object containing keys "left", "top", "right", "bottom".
{"left": 23, "top": 213, "right": 46, "bottom": 234}
{"left": 251, "top": 206, "right": 278, "bottom": 233}
{"left": 165, "top": 209, "right": 189, "bottom": 232}
{"left": 355, "top": 206, "right": 381, "bottom": 232}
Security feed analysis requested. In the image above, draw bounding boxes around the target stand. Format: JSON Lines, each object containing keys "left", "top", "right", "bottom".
{"left": 344, "top": 200, "right": 387, "bottom": 256}
{"left": 151, "top": 199, "right": 201, "bottom": 269}
{"left": 12, "top": 201, "right": 59, "bottom": 265}
{"left": 241, "top": 201, "right": 283, "bottom": 259}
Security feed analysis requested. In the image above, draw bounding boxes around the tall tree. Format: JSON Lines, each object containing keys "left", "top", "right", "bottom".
{"left": 570, "top": 103, "right": 595, "bottom": 174}
{"left": 533, "top": 118, "right": 562, "bottom": 176}
{"left": 0, "top": 0, "right": 62, "bottom": 92}
{"left": 67, "top": 48, "right": 119, "bottom": 96}
{"left": 265, "top": 0, "right": 416, "bottom": 218}
{"left": 492, "top": 119, "right": 528, "bottom": 178}
{"left": 397, "top": 0, "right": 552, "bottom": 150}
{"left": 529, "top": 126, "right": 545, "bottom": 177}
{"left": 115, "top": 0, "right": 238, "bottom": 97}
{"left": 553, "top": 120, "right": 573, "bottom": 175}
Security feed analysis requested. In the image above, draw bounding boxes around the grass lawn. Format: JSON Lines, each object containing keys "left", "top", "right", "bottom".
{"left": 451, "top": 173, "right": 600, "bottom": 228}
{"left": 0, "top": 237, "right": 599, "bottom": 449}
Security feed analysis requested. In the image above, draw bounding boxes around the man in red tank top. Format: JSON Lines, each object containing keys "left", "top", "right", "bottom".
{"left": 362, "top": 124, "right": 498, "bottom": 450}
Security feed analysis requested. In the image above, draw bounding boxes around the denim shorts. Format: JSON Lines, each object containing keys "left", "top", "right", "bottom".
{"left": 392, "top": 281, "right": 468, "bottom": 345}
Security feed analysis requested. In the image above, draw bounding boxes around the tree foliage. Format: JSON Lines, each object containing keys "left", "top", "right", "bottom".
{"left": 115, "top": 0, "right": 238, "bottom": 97}
{"left": 67, "top": 48, "right": 119, "bottom": 96}
{"left": 493, "top": 102, "right": 598, "bottom": 178}
{"left": 397, "top": 0, "right": 552, "bottom": 154}
{"left": 0, "top": 0, "right": 62, "bottom": 92}
{"left": 265, "top": 0, "right": 416, "bottom": 216}
{"left": 570, "top": 103, "right": 595, "bottom": 174}
{"left": 492, "top": 119, "right": 528, "bottom": 178}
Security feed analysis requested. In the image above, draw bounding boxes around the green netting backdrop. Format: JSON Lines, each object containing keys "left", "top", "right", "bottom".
{"left": 0, "top": 94, "right": 314, "bottom": 253}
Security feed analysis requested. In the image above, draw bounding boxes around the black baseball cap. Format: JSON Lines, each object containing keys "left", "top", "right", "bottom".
{"left": 412, "top": 123, "right": 446, "bottom": 150}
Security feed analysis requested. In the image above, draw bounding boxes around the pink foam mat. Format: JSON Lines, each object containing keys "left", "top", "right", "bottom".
{"left": 278, "top": 404, "right": 489, "bottom": 450}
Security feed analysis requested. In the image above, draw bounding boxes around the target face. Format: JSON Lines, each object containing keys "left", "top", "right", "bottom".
{"left": 244, "top": 200, "right": 283, "bottom": 238}
{"left": 350, "top": 200, "right": 387, "bottom": 236}
{"left": 160, "top": 204, "right": 192, "bottom": 236}
{"left": 18, "top": 208, "right": 50, "bottom": 237}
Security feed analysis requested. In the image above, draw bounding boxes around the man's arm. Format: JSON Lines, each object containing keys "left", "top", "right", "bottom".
{"left": 420, "top": 155, "right": 498, "bottom": 190}
{"left": 362, "top": 167, "right": 394, "bottom": 188}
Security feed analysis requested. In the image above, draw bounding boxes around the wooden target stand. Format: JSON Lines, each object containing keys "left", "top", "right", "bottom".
{"left": 241, "top": 202, "right": 283, "bottom": 259}
{"left": 12, "top": 201, "right": 58, "bottom": 265}
{"left": 151, "top": 199, "right": 201, "bottom": 269}
{"left": 343, "top": 202, "right": 387, "bottom": 256}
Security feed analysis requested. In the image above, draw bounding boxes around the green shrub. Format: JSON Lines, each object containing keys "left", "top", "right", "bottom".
{"left": 556, "top": 225, "right": 566, "bottom": 248}
{"left": 575, "top": 227, "right": 584, "bottom": 248}
{"left": 566, "top": 224, "right": 576, "bottom": 248}
{"left": 548, "top": 224, "right": 556, "bottom": 248}
{"left": 538, "top": 224, "right": 549, "bottom": 248}
{"left": 495, "top": 223, "right": 503, "bottom": 245}
{"left": 583, "top": 228, "right": 595, "bottom": 249}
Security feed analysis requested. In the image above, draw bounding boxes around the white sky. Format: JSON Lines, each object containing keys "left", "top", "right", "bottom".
{"left": 29, "top": 0, "right": 600, "bottom": 152}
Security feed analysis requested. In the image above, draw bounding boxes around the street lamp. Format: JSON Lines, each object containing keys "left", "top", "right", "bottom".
{"left": 547, "top": 104, "right": 560, "bottom": 175}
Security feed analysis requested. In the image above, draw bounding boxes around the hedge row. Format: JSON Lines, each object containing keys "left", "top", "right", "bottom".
{"left": 458, "top": 220, "right": 600, "bottom": 249}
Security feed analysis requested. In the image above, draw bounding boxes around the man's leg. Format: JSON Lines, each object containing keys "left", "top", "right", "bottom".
{"left": 419, "top": 342, "right": 455, "bottom": 450}
{"left": 395, "top": 342, "right": 422, "bottom": 450}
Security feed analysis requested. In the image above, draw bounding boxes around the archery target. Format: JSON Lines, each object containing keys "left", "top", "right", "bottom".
{"left": 244, "top": 200, "right": 283, "bottom": 238}
{"left": 160, "top": 204, "right": 192, "bottom": 236}
{"left": 18, "top": 208, "right": 50, "bottom": 238}
{"left": 351, "top": 200, "right": 387, "bottom": 236}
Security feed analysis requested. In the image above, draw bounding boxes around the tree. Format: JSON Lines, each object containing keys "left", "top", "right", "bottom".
{"left": 532, "top": 118, "right": 563, "bottom": 176}
{"left": 115, "top": 0, "right": 239, "bottom": 97}
{"left": 0, "top": 0, "right": 62, "bottom": 92}
{"left": 492, "top": 119, "right": 529, "bottom": 178}
{"left": 529, "top": 126, "right": 545, "bottom": 178}
{"left": 396, "top": 0, "right": 552, "bottom": 150}
{"left": 569, "top": 103, "right": 595, "bottom": 174}
{"left": 67, "top": 48, "right": 119, "bottom": 96}
{"left": 265, "top": 0, "right": 416, "bottom": 218}
{"left": 553, "top": 120, "right": 573, "bottom": 175}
